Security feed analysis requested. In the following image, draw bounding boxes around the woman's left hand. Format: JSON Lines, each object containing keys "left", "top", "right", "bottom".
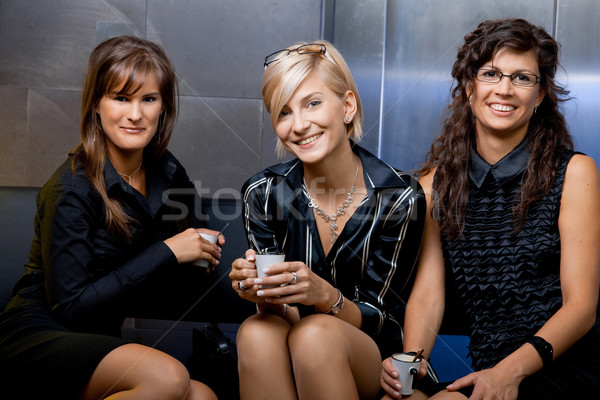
{"left": 255, "top": 260, "right": 337, "bottom": 310}
{"left": 446, "top": 366, "right": 520, "bottom": 400}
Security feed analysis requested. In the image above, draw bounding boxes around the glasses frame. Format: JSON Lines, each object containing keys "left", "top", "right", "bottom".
{"left": 264, "top": 43, "right": 335, "bottom": 69}
{"left": 474, "top": 68, "right": 542, "bottom": 87}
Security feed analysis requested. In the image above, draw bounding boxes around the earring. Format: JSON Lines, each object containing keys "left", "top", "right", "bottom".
{"left": 345, "top": 117, "right": 351, "bottom": 123}
{"left": 468, "top": 96, "right": 472, "bottom": 106}
{"left": 534, "top": 105, "right": 538, "bottom": 114}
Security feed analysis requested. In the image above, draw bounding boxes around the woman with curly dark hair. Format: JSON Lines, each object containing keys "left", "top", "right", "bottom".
{"left": 380, "top": 18, "right": 600, "bottom": 399}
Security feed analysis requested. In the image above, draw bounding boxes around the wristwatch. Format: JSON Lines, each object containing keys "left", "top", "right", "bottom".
{"left": 527, "top": 335, "right": 553, "bottom": 368}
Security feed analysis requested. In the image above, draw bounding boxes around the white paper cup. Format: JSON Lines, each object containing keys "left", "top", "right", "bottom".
{"left": 192, "top": 232, "right": 218, "bottom": 268}
{"left": 391, "top": 353, "right": 421, "bottom": 396}
{"left": 254, "top": 253, "right": 285, "bottom": 288}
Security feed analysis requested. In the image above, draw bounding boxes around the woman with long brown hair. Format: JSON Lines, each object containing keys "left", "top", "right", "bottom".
{"left": 381, "top": 18, "right": 600, "bottom": 399}
{"left": 0, "top": 36, "right": 220, "bottom": 399}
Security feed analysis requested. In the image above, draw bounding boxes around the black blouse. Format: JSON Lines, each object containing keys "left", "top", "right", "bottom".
{"left": 440, "top": 137, "right": 575, "bottom": 369}
{"left": 10, "top": 151, "right": 200, "bottom": 335}
{"left": 241, "top": 142, "right": 426, "bottom": 357}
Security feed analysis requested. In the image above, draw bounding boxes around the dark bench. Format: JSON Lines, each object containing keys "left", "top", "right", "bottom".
{"left": 0, "top": 185, "right": 472, "bottom": 387}
{"left": 0, "top": 186, "right": 253, "bottom": 361}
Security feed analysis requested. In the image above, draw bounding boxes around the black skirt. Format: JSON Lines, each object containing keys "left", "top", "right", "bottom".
{"left": 0, "top": 290, "right": 129, "bottom": 399}
{"left": 416, "top": 328, "right": 600, "bottom": 399}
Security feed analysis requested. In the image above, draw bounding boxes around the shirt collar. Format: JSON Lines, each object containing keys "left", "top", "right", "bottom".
{"left": 105, "top": 150, "right": 179, "bottom": 196}
{"left": 469, "top": 135, "right": 530, "bottom": 188}
{"left": 265, "top": 140, "right": 410, "bottom": 190}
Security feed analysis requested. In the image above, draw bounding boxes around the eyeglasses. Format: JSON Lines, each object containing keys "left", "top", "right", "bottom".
{"left": 475, "top": 68, "right": 541, "bottom": 87}
{"left": 264, "top": 43, "right": 335, "bottom": 69}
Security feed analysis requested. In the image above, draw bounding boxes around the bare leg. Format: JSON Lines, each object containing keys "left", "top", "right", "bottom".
{"left": 237, "top": 313, "right": 297, "bottom": 400}
{"left": 380, "top": 389, "right": 429, "bottom": 400}
{"left": 288, "top": 314, "right": 382, "bottom": 400}
{"left": 429, "top": 390, "right": 468, "bottom": 400}
{"left": 189, "top": 380, "right": 219, "bottom": 400}
{"left": 78, "top": 343, "right": 217, "bottom": 400}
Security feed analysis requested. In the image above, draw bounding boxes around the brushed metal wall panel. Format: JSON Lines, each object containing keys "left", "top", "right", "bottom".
{"left": 379, "top": 0, "right": 555, "bottom": 172}
{"left": 147, "top": 0, "right": 323, "bottom": 99}
{"left": 0, "top": 87, "right": 28, "bottom": 185}
{"left": 556, "top": 0, "right": 600, "bottom": 164}
{"left": 0, "top": 0, "right": 146, "bottom": 90}
{"left": 333, "top": 0, "right": 386, "bottom": 157}
{"left": 169, "top": 95, "right": 263, "bottom": 193}
{"left": 25, "top": 89, "right": 81, "bottom": 186}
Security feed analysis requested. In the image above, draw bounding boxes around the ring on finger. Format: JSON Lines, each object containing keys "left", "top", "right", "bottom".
{"left": 290, "top": 271, "right": 298, "bottom": 285}
{"left": 238, "top": 281, "right": 249, "bottom": 291}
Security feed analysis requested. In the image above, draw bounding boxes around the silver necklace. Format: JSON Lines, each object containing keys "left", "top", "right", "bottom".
{"left": 304, "top": 158, "right": 360, "bottom": 242}
{"left": 116, "top": 159, "right": 143, "bottom": 186}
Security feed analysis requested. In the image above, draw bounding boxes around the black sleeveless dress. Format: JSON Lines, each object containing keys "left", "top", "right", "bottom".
{"left": 439, "top": 138, "right": 600, "bottom": 398}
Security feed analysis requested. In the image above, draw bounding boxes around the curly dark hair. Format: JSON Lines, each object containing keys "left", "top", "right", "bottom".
{"left": 418, "top": 18, "right": 573, "bottom": 239}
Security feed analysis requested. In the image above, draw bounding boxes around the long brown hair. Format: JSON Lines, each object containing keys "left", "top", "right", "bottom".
{"left": 418, "top": 18, "right": 573, "bottom": 239}
{"left": 71, "top": 36, "right": 179, "bottom": 240}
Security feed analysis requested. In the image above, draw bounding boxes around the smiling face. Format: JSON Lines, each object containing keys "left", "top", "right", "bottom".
{"left": 468, "top": 47, "right": 546, "bottom": 145}
{"left": 97, "top": 73, "right": 163, "bottom": 161}
{"left": 274, "top": 73, "right": 356, "bottom": 165}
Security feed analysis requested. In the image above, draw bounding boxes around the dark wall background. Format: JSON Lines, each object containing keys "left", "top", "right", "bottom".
{"left": 1, "top": 0, "right": 598, "bottom": 193}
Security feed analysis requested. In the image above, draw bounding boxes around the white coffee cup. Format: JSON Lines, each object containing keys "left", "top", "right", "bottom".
{"left": 192, "top": 232, "right": 218, "bottom": 268}
{"left": 254, "top": 253, "right": 285, "bottom": 288}
{"left": 391, "top": 352, "right": 421, "bottom": 396}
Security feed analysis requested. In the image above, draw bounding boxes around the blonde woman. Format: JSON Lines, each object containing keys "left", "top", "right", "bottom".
{"left": 229, "top": 41, "right": 435, "bottom": 400}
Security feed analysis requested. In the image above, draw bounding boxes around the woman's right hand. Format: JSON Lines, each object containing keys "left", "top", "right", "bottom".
{"left": 380, "top": 356, "right": 429, "bottom": 399}
{"left": 163, "top": 227, "right": 222, "bottom": 266}
{"left": 380, "top": 356, "right": 403, "bottom": 398}
{"left": 230, "top": 249, "right": 261, "bottom": 302}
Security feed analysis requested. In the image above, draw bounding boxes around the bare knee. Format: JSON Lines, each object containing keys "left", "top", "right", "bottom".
{"left": 288, "top": 314, "right": 343, "bottom": 365}
{"left": 237, "top": 313, "right": 291, "bottom": 351}
{"left": 81, "top": 343, "right": 192, "bottom": 400}
{"left": 153, "top": 355, "right": 192, "bottom": 398}
{"left": 237, "top": 313, "right": 291, "bottom": 367}
{"left": 189, "top": 379, "right": 218, "bottom": 400}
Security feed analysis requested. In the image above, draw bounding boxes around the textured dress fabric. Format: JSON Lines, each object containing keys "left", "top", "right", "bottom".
{"left": 0, "top": 151, "right": 202, "bottom": 398}
{"left": 439, "top": 137, "right": 600, "bottom": 398}
{"left": 241, "top": 141, "right": 426, "bottom": 360}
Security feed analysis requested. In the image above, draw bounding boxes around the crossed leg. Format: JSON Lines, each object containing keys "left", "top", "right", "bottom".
{"left": 78, "top": 343, "right": 218, "bottom": 400}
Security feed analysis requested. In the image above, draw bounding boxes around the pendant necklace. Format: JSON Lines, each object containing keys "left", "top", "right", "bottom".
{"left": 117, "top": 159, "right": 143, "bottom": 186}
{"left": 303, "top": 157, "right": 360, "bottom": 242}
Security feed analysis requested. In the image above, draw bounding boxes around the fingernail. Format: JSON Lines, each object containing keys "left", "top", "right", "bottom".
{"left": 263, "top": 267, "right": 270, "bottom": 273}
{"left": 257, "top": 290, "right": 264, "bottom": 296}
{"left": 395, "top": 383, "right": 401, "bottom": 390}
{"left": 392, "top": 391, "right": 399, "bottom": 397}
{"left": 254, "top": 279, "right": 262, "bottom": 284}
{"left": 248, "top": 254, "right": 255, "bottom": 261}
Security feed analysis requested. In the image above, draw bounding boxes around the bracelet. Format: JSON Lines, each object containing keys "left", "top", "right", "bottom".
{"left": 323, "top": 289, "right": 344, "bottom": 316}
{"left": 526, "top": 335, "right": 553, "bottom": 368}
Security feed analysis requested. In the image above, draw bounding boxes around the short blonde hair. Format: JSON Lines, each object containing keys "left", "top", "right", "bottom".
{"left": 262, "top": 40, "right": 363, "bottom": 156}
